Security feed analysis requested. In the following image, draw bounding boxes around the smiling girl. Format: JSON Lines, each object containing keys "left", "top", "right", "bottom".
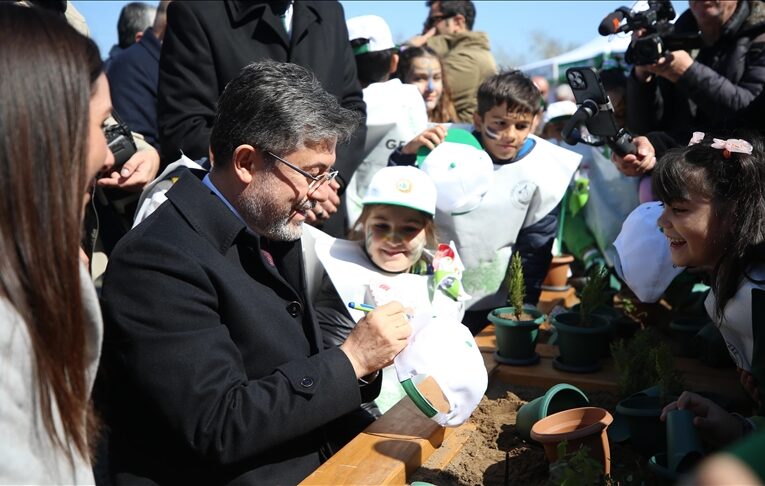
{"left": 653, "top": 132, "right": 765, "bottom": 372}
{"left": 313, "top": 166, "right": 473, "bottom": 417}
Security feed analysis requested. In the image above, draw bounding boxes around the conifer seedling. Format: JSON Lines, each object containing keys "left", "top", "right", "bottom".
{"left": 505, "top": 251, "right": 525, "bottom": 321}
{"left": 579, "top": 266, "right": 610, "bottom": 327}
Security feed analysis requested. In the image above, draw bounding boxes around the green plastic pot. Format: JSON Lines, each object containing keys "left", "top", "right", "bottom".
{"left": 615, "top": 395, "right": 671, "bottom": 457}
{"left": 666, "top": 409, "right": 704, "bottom": 473}
{"left": 669, "top": 317, "right": 709, "bottom": 358}
{"left": 489, "top": 307, "right": 545, "bottom": 364}
{"left": 516, "top": 383, "right": 589, "bottom": 443}
{"left": 692, "top": 323, "right": 734, "bottom": 368}
{"left": 552, "top": 312, "right": 610, "bottom": 369}
{"left": 647, "top": 453, "right": 679, "bottom": 484}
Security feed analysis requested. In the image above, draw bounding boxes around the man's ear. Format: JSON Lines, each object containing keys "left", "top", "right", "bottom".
{"left": 389, "top": 53, "right": 400, "bottom": 75}
{"left": 134, "top": 30, "right": 144, "bottom": 44}
{"left": 231, "top": 144, "right": 262, "bottom": 185}
{"left": 453, "top": 14, "right": 467, "bottom": 32}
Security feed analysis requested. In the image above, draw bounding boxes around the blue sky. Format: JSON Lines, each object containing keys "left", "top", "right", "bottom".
{"left": 72, "top": 0, "right": 686, "bottom": 66}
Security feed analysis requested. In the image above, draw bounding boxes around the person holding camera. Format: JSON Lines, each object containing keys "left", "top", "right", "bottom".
{"left": 627, "top": 0, "right": 765, "bottom": 150}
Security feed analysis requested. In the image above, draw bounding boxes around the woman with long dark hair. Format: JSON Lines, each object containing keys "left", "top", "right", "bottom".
{"left": 0, "top": 4, "right": 114, "bottom": 482}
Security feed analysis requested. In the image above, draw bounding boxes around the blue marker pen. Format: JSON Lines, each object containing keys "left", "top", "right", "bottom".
{"left": 348, "top": 302, "right": 375, "bottom": 313}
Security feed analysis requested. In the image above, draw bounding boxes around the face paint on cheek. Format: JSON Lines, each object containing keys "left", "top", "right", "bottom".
{"left": 484, "top": 126, "right": 501, "bottom": 140}
{"left": 410, "top": 238, "right": 426, "bottom": 263}
{"left": 365, "top": 227, "right": 374, "bottom": 253}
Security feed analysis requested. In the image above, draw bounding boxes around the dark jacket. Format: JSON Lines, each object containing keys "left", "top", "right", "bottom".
{"left": 628, "top": 0, "right": 765, "bottom": 143}
{"left": 96, "top": 169, "right": 380, "bottom": 485}
{"left": 107, "top": 27, "right": 161, "bottom": 150}
{"left": 157, "top": 1, "right": 366, "bottom": 236}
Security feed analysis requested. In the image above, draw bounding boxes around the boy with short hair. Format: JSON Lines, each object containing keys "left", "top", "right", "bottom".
{"left": 391, "top": 70, "right": 581, "bottom": 334}
{"left": 345, "top": 15, "right": 429, "bottom": 224}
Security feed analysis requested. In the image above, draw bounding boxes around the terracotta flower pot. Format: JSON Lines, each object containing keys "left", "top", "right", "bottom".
{"left": 489, "top": 307, "right": 545, "bottom": 366}
{"left": 542, "top": 254, "right": 574, "bottom": 291}
{"left": 530, "top": 407, "right": 614, "bottom": 475}
{"left": 516, "top": 383, "right": 589, "bottom": 443}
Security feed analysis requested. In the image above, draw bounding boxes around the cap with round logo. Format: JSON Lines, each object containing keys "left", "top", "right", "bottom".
{"left": 362, "top": 165, "right": 437, "bottom": 215}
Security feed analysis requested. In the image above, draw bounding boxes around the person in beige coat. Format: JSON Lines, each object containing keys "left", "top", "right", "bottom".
{"left": 408, "top": 1, "right": 497, "bottom": 123}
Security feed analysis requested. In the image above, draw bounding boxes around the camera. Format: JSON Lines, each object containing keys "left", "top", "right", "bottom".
{"left": 104, "top": 117, "right": 136, "bottom": 170}
{"left": 598, "top": 1, "right": 702, "bottom": 65}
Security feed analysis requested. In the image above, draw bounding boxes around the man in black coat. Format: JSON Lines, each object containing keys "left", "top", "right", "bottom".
{"left": 97, "top": 60, "right": 411, "bottom": 485}
{"left": 157, "top": 0, "right": 366, "bottom": 237}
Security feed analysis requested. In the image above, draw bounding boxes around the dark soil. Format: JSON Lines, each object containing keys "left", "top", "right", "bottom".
{"left": 409, "top": 383, "right": 651, "bottom": 486}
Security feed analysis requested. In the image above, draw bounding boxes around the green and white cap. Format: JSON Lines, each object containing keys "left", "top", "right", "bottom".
{"left": 362, "top": 165, "right": 437, "bottom": 215}
{"left": 417, "top": 128, "right": 493, "bottom": 214}
{"left": 347, "top": 15, "right": 396, "bottom": 55}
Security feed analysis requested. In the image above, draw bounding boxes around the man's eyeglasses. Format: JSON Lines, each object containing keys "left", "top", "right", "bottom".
{"left": 267, "top": 151, "right": 338, "bottom": 192}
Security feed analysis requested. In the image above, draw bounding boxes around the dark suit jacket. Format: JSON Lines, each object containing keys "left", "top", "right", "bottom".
{"left": 97, "top": 169, "right": 380, "bottom": 485}
{"left": 107, "top": 27, "right": 161, "bottom": 149}
{"left": 157, "top": 1, "right": 366, "bottom": 236}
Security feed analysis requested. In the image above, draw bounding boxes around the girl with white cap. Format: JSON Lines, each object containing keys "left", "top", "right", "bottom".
{"left": 308, "top": 166, "right": 486, "bottom": 425}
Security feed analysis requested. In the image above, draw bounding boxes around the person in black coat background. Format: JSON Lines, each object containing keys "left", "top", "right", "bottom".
{"left": 157, "top": 0, "right": 367, "bottom": 237}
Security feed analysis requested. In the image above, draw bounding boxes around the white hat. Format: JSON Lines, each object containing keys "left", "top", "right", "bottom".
{"left": 543, "top": 100, "right": 578, "bottom": 125}
{"left": 613, "top": 202, "right": 684, "bottom": 303}
{"left": 363, "top": 166, "right": 437, "bottom": 215}
{"left": 347, "top": 15, "right": 396, "bottom": 54}
{"left": 394, "top": 316, "right": 488, "bottom": 427}
{"left": 418, "top": 128, "right": 494, "bottom": 214}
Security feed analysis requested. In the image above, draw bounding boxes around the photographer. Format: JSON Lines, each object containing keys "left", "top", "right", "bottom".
{"left": 627, "top": 0, "right": 765, "bottom": 147}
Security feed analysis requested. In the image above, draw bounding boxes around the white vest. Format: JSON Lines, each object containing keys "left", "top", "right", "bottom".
{"left": 436, "top": 135, "right": 581, "bottom": 309}
{"left": 346, "top": 80, "right": 428, "bottom": 225}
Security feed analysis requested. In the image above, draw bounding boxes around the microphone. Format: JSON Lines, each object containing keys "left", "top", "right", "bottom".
{"left": 598, "top": 10, "right": 626, "bottom": 36}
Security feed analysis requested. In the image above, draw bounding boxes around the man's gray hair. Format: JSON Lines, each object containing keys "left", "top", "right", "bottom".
{"left": 210, "top": 60, "right": 361, "bottom": 168}
{"left": 117, "top": 2, "right": 156, "bottom": 48}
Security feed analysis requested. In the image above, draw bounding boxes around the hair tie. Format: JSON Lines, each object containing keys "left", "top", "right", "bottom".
{"left": 687, "top": 132, "right": 753, "bottom": 158}
{"left": 710, "top": 138, "right": 753, "bottom": 158}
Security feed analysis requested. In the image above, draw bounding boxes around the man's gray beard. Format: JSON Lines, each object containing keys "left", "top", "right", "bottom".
{"left": 237, "top": 182, "right": 312, "bottom": 241}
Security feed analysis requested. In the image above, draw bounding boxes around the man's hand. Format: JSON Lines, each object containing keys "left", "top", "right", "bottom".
{"left": 306, "top": 179, "right": 340, "bottom": 224}
{"left": 340, "top": 301, "right": 412, "bottom": 378}
{"left": 97, "top": 146, "right": 161, "bottom": 192}
{"left": 661, "top": 391, "right": 747, "bottom": 447}
{"left": 738, "top": 368, "right": 762, "bottom": 407}
{"left": 406, "top": 27, "right": 436, "bottom": 48}
{"left": 611, "top": 136, "right": 656, "bottom": 176}
{"left": 642, "top": 50, "right": 694, "bottom": 83}
{"left": 401, "top": 125, "right": 447, "bottom": 155}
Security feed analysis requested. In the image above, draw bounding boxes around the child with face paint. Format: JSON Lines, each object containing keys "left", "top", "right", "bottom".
{"left": 312, "top": 165, "right": 472, "bottom": 418}
{"left": 396, "top": 46, "right": 457, "bottom": 123}
{"left": 390, "top": 70, "right": 582, "bottom": 335}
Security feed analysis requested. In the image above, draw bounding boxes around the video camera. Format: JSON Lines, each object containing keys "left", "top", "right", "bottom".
{"left": 103, "top": 113, "right": 137, "bottom": 171}
{"left": 598, "top": 1, "right": 702, "bottom": 65}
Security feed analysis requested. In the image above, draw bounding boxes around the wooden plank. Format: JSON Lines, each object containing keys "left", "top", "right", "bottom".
{"left": 419, "top": 422, "right": 477, "bottom": 471}
{"left": 301, "top": 377, "right": 471, "bottom": 486}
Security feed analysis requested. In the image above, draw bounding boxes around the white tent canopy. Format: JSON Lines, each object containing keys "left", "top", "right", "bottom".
{"left": 519, "top": 34, "right": 632, "bottom": 84}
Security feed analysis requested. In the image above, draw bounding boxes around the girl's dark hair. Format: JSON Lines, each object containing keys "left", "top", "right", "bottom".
{"left": 652, "top": 132, "right": 765, "bottom": 319}
{"left": 396, "top": 46, "right": 458, "bottom": 123}
{"left": 0, "top": 4, "right": 102, "bottom": 461}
